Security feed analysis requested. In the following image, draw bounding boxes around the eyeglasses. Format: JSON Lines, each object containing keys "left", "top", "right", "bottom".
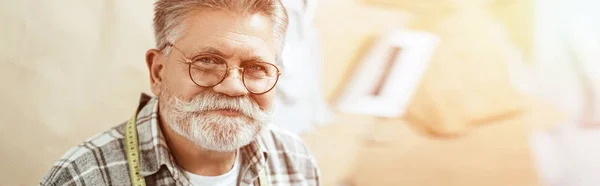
{"left": 166, "top": 43, "right": 281, "bottom": 95}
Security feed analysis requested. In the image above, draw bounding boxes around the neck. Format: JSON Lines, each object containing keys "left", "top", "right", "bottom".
{"left": 158, "top": 115, "right": 237, "bottom": 176}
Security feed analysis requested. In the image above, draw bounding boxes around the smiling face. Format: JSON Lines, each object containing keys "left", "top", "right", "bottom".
{"left": 145, "top": 10, "right": 279, "bottom": 152}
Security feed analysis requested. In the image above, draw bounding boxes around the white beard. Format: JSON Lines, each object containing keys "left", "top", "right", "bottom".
{"left": 159, "top": 88, "right": 272, "bottom": 152}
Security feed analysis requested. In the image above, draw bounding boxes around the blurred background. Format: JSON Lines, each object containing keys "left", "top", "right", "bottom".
{"left": 1, "top": 0, "right": 600, "bottom": 185}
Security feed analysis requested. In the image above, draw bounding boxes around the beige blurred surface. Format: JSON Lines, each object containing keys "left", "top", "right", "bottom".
{"left": 348, "top": 97, "right": 565, "bottom": 186}
{"left": 1, "top": 0, "right": 545, "bottom": 185}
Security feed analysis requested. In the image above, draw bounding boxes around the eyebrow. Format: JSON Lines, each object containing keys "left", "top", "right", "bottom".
{"left": 191, "top": 46, "right": 273, "bottom": 64}
{"left": 192, "top": 46, "right": 232, "bottom": 58}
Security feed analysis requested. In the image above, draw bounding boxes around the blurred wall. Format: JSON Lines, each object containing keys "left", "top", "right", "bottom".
{"left": 0, "top": 1, "right": 154, "bottom": 184}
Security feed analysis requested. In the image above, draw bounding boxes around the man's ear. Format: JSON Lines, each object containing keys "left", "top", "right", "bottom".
{"left": 146, "top": 49, "right": 165, "bottom": 96}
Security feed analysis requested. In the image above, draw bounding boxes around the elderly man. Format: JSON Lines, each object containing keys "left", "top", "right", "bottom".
{"left": 40, "top": 0, "right": 320, "bottom": 185}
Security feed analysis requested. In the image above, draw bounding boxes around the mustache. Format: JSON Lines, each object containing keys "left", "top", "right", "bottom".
{"left": 173, "top": 91, "right": 263, "bottom": 118}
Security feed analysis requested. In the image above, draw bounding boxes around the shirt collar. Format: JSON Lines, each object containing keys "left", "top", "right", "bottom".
{"left": 132, "top": 93, "right": 270, "bottom": 182}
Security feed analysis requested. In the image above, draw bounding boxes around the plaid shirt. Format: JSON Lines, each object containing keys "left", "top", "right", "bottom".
{"left": 40, "top": 94, "right": 321, "bottom": 186}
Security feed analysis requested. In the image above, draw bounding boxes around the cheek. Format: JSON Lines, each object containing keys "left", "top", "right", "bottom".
{"left": 250, "top": 91, "right": 275, "bottom": 110}
{"left": 163, "top": 65, "right": 206, "bottom": 101}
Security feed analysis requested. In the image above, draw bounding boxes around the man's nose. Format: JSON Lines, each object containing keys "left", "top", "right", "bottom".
{"left": 212, "top": 67, "right": 249, "bottom": 97}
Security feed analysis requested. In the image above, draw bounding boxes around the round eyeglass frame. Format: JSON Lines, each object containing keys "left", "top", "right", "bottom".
{"left": 165, "top": 43, "right": 282, "bottom": 95}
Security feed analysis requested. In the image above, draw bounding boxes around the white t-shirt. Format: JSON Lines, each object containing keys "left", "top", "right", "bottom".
{"left": 184, "top": 151, "right": 253, "bottom": 186}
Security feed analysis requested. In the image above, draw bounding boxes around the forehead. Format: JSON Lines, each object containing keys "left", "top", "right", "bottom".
{"left": 175, "top": 10, "right": 277, "bottom": 60}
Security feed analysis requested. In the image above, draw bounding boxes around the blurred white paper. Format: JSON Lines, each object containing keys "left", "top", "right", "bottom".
{"left": 336, "top": 30, "right": 439, "bottom": 118}
{"left": 533, "top": 0, "right": 600, "bottom": 125}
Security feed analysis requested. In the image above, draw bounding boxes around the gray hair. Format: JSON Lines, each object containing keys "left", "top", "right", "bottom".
{"left": 153, "top": 0, "right": 289, "bottom": 55}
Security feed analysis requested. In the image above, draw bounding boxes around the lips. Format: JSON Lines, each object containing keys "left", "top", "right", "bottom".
{"left": 211, "top": 108, "right": 243, "bottom": 116}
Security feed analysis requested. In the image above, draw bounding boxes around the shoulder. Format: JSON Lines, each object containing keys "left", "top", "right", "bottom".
{"left": 40, "top": 124, "right": 129, "bottom": 186}
{"left": 258, "top": 126, "right": 321, "bottom": 184}
{"left": 259, "top": 125, "right": 314, "bottom": 158}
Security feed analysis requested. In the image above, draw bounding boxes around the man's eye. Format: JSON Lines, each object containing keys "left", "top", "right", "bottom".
{"left": 247, "top": 64, "right": 265, "bottom": 71}
{"left": 194, "top": 57, "right": 220, "bottom": 64}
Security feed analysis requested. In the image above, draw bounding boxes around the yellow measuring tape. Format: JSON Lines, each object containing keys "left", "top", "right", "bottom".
{"left": 125, "top": 111, "right": 269, "bottom": 186}
{"left": 125, "top": 113, "right": 146, "bottom": 186}
{"left": 258, "top": 164, "right": 269, "bottom": 186}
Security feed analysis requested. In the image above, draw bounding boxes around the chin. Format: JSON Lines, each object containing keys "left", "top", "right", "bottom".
{"left": 188, "top": 117, "right": 262, "bottom": 152}
{"left": 195, "top": 133, "right": 257, "bottom": 152}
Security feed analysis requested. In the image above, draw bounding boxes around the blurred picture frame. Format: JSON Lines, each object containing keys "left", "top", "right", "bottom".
{"left": 336, "top": 30, "right": 439, "bottom": 117}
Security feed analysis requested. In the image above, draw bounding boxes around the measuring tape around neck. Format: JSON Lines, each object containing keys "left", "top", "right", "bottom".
{"left": 125, "top": 113, "right": 146, "bottom": 186}
{"left": 124, "top": 112, "right": 270, "bottom": 186}
{"left": 258, "top": 164, "right": 270, "bottom": 186}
